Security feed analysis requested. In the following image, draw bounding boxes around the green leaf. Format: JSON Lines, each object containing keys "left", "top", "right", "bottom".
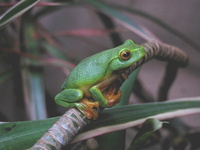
{"left": 96, "top": 69, "right": 140, "bottom": 150}
{"left": 118, "top": 68, "right": 140, "bottom": 106}
{"left": 0, "top": 0, "right": 39, "bottom": 28}
{"left": 127, "top": 118, "right": 164, "bottom": 150}
{"left": 74, "top": 98, "right": 200, "bottom": 143}
{"left": 0, "top": 118, "right": 57, "bottom": 150}
{"left": 0, "top": 99, "right": 200, "bottom": 149}
{"left": 21, "top": 21, "right": 47, "bottom": 120}
{"left": 83, "top": 0, "right": 156, "bottom": 41}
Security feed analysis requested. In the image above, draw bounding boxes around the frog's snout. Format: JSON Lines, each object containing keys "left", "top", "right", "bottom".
{"left": 139, "top": 47, "right": 146, "bottom": 56}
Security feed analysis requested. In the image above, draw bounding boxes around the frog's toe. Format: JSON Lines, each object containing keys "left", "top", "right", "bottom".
{"left": 81, "top": 99, "right": 99, "bottom": 109}
{"left": 105, "top": 90, "right": 122, "bottom": 107}
{"left": 87, "top": 109, "right": 98, "bottom": 120}
{"left": 81, "top": 99, "right": 99, "bottom": 120}
{"left": 84, "top": 111, "right": 93, "bottom": 119}
{"left": 76, "top": 99, "right": 99, "bottom": 120}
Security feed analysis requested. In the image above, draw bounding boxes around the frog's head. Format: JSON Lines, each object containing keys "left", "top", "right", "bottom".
{"left": 108, "top": 39, "right": 146, "bottom": 75}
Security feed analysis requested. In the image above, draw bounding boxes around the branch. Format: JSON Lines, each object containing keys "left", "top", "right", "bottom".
{"left": 29, "top": 108, "right": 90, "bottom": 149}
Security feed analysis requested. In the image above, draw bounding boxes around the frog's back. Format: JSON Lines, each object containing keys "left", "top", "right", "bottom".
{"left": 61, "top": 51, "right": 113, "bottom": 89}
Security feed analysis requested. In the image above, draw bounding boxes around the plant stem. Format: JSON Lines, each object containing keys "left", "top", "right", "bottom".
{"left": 29, "top": 108, "right": 90, "bottom": 150}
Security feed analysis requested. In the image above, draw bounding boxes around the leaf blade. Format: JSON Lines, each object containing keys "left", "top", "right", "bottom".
{"left": 74, "top": 99, "right": 200, "bottom": 142}
{"left": 96, "top": 69, "right": 140, "bottom": 150}
{"left": 128, "top": 118, "right": 164, "bottom": 150}
{"left": 20, "top": 21, "right": 47, "bottom": 120}
{"left": 0, "top": 0, "right": 39, "bottom": 28}
{"left": 0, "top": 118, "right": 57, "bottom": 150}
{"left": 83, "top": 0, "right": 157, "bottom": 41}
{"left": 0, "top": 98, "right": 200, "bottom": 149}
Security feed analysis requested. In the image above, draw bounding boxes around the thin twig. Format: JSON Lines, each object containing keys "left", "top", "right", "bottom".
{"left": 123, "top": 41, "right": 188, "bottom": 77}
{"left": 158, "top": 63, "right": 178, "bottom": 101}
{"left": 142, "top": 41, "right": 188, "bottom": 67}
{"left": 142, "top": 41, "right": 188, "bottom": 101}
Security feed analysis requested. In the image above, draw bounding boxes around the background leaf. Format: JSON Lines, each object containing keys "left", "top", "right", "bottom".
{"left": 83, "top": 0, "right": 157, "bottom": 41}
{"left": 0, "top": 99, "right": 200, "bottom": 149}
{"left": 127, "top": 118, "right": 164, "bottom": 150}
{"left": 0, "top": 0, "right": 39, "bottom": 28}
{"left": 96, "top": 69, "right": 140, "bottom": 150}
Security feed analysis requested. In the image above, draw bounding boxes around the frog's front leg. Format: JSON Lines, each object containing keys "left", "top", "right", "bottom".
{"left": 55, "top": 89, "right": 99, "bottom": 119}
{"left": 89, "top": 85, "right": 122, "bottom": 108}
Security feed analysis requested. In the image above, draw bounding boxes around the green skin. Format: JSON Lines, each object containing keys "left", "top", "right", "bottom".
{"left": 55, "top": 40, "right": 146, "bottom": 117}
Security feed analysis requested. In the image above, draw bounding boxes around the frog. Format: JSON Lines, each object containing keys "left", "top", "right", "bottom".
{"left": 55, "top": 39, "right": 146, "bottom": 119}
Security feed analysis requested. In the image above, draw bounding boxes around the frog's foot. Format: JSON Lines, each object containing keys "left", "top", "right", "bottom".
{"left": 77, "top": 98, "right": 100, "bottom": 120}
{"left": 104, "top": 90, "right": 122, "bottom": 107}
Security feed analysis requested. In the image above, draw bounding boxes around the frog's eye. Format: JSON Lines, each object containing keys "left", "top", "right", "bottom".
{"left": 120, "top": 50, "right": 131, "bottom": 60}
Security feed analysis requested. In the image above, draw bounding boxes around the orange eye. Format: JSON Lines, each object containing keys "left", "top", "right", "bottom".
{"left": 120, "top": 50, "right": 131, "bottom": 60}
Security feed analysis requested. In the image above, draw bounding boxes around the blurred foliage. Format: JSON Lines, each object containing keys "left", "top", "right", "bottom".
{"left": 0, "top": 0, "right": 200, "bottom": 150}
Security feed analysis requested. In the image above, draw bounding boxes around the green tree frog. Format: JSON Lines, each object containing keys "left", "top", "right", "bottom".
{"left": 55, "top": 40, "right": 146, "bottom": 119}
